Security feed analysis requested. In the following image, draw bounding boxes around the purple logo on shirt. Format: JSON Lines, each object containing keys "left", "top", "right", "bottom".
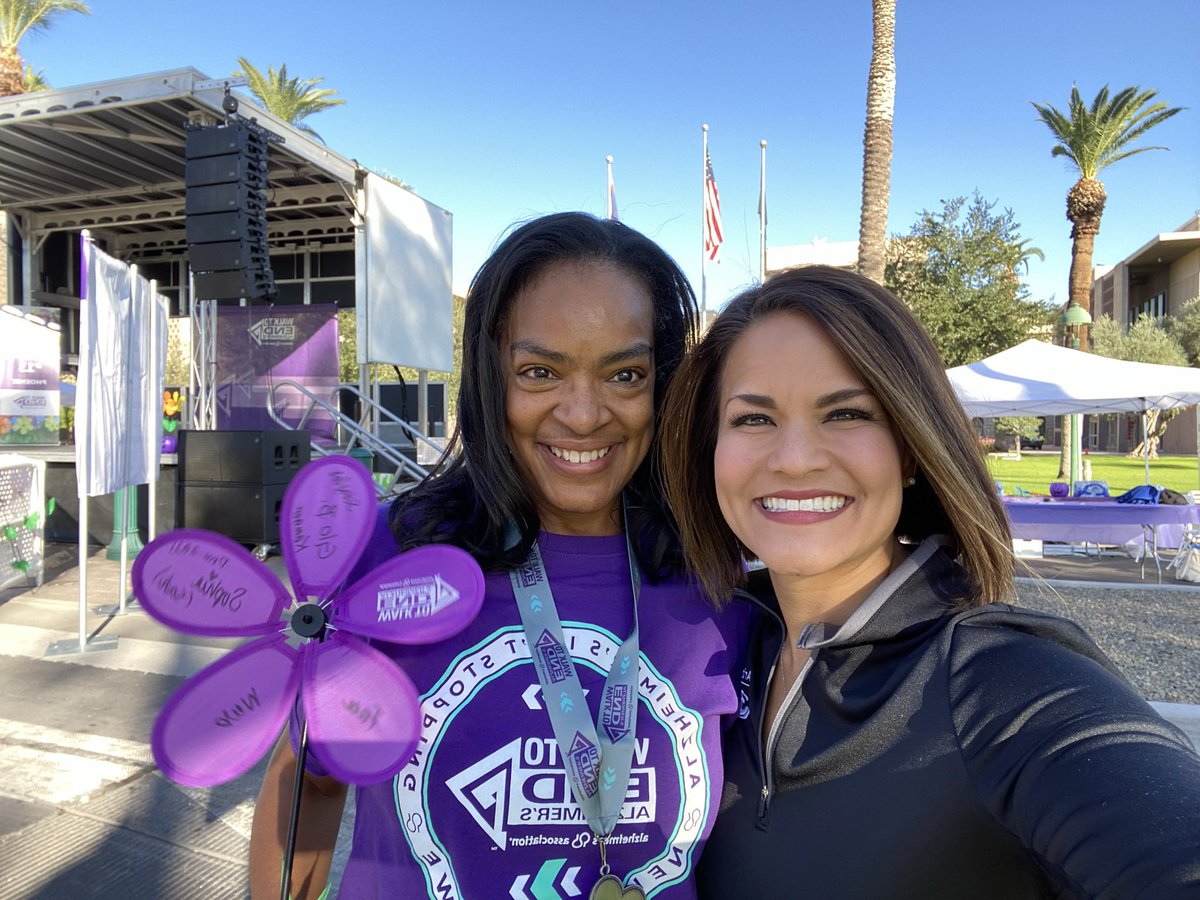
{"left": 375, "top": 573, "right": 461, "bottom": 622}
{"left": 534, "top": 630, "right": 573, "bottom": 684}
{"left": 601, "top": 683, "right": 633, "bottom": 742}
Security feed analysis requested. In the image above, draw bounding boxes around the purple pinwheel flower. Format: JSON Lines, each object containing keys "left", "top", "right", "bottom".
{"left": 132, "top": 455, "right": 484, "bottom": 787}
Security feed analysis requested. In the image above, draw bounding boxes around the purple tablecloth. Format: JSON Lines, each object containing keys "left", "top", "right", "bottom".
{"left": 1003, "top": 499, "right": 1199, "bottom": 549}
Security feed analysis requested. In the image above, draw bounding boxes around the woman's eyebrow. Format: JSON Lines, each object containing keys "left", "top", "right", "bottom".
{"left": 507, "top": 340, "right": 567, "bottom": 362}
{"left": 599, "top": 342, "right": 654, "bottom": 366}
{"left": 508, "top": 340, "right": 653, "bottom": 367}
{"left": 725, "top": 392, "right": 776, "bottom": 409}
{"left": 815, "top": 387, "right": 872, "bottom": 407}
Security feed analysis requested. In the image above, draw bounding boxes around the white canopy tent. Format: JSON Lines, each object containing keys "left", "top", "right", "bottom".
{"left": 947, "top": 339, "right": 1200, "bottom": 483}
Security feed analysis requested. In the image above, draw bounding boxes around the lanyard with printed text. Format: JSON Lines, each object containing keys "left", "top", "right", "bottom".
{"left": 508, "top": 532, "right": 641, "bottom": 842}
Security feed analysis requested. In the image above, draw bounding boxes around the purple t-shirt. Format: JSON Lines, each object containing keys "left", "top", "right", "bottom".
{"left": 311, "top": 506, "right": 745, "bottom": 898}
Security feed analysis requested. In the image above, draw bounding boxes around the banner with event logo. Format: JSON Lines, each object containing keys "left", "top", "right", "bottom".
{"left": 0, "top": 306, "right": 61, "bottom": 445}
{"left": 215, "top": 305, "right": 338, "bottom": 440}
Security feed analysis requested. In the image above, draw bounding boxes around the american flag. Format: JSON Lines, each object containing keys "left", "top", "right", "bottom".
{"left": 704, "top": 148, "right": 724, "bottom": 262}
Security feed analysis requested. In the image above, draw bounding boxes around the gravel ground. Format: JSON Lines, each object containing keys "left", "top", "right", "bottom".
{"left": 1015, "top": 579, "right": 1200, "bottom": 705}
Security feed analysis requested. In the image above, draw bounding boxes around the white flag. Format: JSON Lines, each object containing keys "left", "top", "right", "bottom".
{"left": 77, "top": 237, "right": 167, "bottom": 496}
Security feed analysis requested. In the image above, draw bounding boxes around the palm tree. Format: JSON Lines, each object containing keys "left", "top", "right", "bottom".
{"left": 856, "top": 0, "right": 896, "bottom": 284}
{"left": 1031, "top": 85, "right": 1182, "bottom": 325}
{"left": 0, "top": 0, "right": 88, "bottom": 97}
{"left": 21, "top": 62, "right": 46, "bottom": 92}
{"left": 1012, "top": 239, "right": 1045, "bottom": 276}
{"left": 233, "top": 58, "right": 344, "bottom": 142}
{"left": 1032, "top": 85, "right": 1181, "bottom": 478}
{"left": 1002, "top": 238, "right": 1045, "bottom": 289}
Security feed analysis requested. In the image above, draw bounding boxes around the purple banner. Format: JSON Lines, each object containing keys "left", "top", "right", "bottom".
{"left": 215, "top": 305, "right": 338, "bottom": 440}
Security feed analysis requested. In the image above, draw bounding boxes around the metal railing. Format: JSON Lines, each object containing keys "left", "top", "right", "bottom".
{"left": 265, "top": 380, "right": 448, "bottom": 495}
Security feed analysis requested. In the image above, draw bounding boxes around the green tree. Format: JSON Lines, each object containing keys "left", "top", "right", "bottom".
{"left": 856, "top": 0, "right": 896, "bottom": 284}
{"left": 1092, "top": 313, "right": 1188, "bottom": 459}
{"left": 1166, "top": 295, "right": 1200, "bottom": 366}
{"left": 1031, "top": 85, "right": 1182, "bottom": 329}
{"left": 232, "top": 58, "right": 344, "bottom": 141}
{"left": 994, "top": 416, "right": 1043, "bottom": 455}
{"left": 336, "top": 297, "right": 464, "bottom": 429}
{"left": 0, "top": 0, "right": 88, "bottom": 97}
{"left": 886, "top": 193, "right": 1056, "bottom": 366}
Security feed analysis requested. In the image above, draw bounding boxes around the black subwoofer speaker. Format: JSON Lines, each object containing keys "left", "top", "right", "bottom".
{"left": 175, "top": 429, "right": 309, "bottom": 545}
{"left": 177, "top": 482, "right": 287, "bottom": 544}
{"left": 176, "top": 429, "right": 309, "bottom": 485}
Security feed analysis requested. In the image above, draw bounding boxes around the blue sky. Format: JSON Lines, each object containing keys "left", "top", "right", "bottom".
{"left": 20, "top": 0, "right": 1200, "bottom": 317}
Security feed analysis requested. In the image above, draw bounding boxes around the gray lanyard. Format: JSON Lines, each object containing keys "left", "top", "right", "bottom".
{"left": 509, "top": 531, "right": 641, "bottom": 840}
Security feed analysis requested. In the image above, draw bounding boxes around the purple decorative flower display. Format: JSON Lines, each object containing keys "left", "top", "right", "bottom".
{"left": 132, "top": 455, "right": 484, "bottom": 787}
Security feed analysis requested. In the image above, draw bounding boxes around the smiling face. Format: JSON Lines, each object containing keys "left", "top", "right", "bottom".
{"left": 714, "top": 312, "right": 910, "bottom": 595}
{"left": 502, "top": 261, "right": 656, "bottom": 536}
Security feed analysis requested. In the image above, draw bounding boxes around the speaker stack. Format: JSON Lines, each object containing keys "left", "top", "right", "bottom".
{"left": 175, "top": 430, "right": 310, "bottom": 545}
{"left": 184, "top": 120, "right": 277, "bottom": 302}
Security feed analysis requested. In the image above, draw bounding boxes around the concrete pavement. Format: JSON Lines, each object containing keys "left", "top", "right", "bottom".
{"left": 0, "top": 544, "right": 360, "bottom": 899}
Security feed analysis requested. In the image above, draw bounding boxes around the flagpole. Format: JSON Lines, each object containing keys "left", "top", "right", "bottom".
{"left": 701, "top": 124, "right": 709, "bottom": 321}
{"left": 759, "top": 140, "right": 768, "bottom": 283}
{"left": 606, "top": 155, "right": 616, "bottom": 220}
{"left": 78, "top": 231, "right": 92, "bottom": 652}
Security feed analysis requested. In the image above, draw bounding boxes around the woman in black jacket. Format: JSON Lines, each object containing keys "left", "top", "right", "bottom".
{"left": 660, "top": 265, "right": 1200, "bottom": 898}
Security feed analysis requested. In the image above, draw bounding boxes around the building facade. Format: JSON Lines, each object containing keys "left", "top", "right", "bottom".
{"left": 1084, "top": 213, "right": 1200, "bottom": 455}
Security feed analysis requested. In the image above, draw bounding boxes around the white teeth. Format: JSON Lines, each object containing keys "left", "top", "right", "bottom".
{"left": 550, "top": 446, "right": 610, "bottom": 464}
{"left": 761, "top": 495, "right": 847, "bottom": 512}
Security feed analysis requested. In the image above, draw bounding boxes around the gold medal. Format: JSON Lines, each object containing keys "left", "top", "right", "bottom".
{"left": 587, "top": 835, "right": 647, "bottom": 900}
{"left": 589, "top": 873, "right": 646, "bottom": 900}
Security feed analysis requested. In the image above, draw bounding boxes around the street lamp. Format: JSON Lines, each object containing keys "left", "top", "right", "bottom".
{"left": 1060, "top": 303, "right": 1092, "bottom": 348}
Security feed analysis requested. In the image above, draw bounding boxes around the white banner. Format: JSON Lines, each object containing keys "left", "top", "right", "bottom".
{"left": 361, "top": 174, "right": 454, "bottom": 371}
{"left": 76, "top": 236, "right": 168, "bottom": 497}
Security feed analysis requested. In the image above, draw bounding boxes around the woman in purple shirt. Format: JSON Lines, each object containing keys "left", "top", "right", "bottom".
{"left": 249, "top": 213, "right": 744, "bottom": 899}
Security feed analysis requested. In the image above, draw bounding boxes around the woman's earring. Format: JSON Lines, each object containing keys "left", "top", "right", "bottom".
{"left": 903, "top": 476, "right": 916, "bottom": 488}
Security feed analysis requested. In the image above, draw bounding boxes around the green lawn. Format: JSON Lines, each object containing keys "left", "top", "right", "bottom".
{"left": 985, "top": 452, "right": 1199, "bottom": 496}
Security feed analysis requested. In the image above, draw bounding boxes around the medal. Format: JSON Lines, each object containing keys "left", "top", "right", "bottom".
{"left": 590, "top": 874, "right": 647, "bottom": 900}
{"left": 587, "top": 835, "right": 647, "bottom": 900}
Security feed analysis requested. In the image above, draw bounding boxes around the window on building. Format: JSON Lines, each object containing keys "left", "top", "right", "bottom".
{"left": 1130, "top": 291, "right": 1166, "bottom": 325}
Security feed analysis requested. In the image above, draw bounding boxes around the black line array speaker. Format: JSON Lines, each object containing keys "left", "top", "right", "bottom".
{"left": 176, "top": 429, "right": 310, "bottom": 544}
{"left": 184, "top": 119, "right": 276, "bottom": 302}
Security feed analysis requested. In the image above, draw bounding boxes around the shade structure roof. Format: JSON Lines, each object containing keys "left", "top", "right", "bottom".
{"left": 946, "top": 339, "right": 1200, "bottom": 417}
{"left": 0, "top": 68, "right": 360, "bottom": 260}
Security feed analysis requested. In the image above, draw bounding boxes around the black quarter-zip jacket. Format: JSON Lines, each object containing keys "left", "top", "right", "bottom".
{"left": 698, "top": 539, "right": 1200, "bottom": 898}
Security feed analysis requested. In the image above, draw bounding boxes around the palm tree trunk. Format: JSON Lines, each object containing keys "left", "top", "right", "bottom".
{"left": 1067, "top": 229, "right": 1097, "bottom": 344}
{"left": 1057, "top": 176, "right": 1106, "bottom": 480}
{"left": 856, "top": 0, "right": 896, "bottom": 285}
{"left": 1064, "top": 175, "right": 1106, "bottom": 345}
{"left": 0, "top": 45, "right": 26, "bottom": 97}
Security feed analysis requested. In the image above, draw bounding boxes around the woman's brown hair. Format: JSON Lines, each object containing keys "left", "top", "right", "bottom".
{"left": 659, "top": 265, "right": 1014, "bottom": 607}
